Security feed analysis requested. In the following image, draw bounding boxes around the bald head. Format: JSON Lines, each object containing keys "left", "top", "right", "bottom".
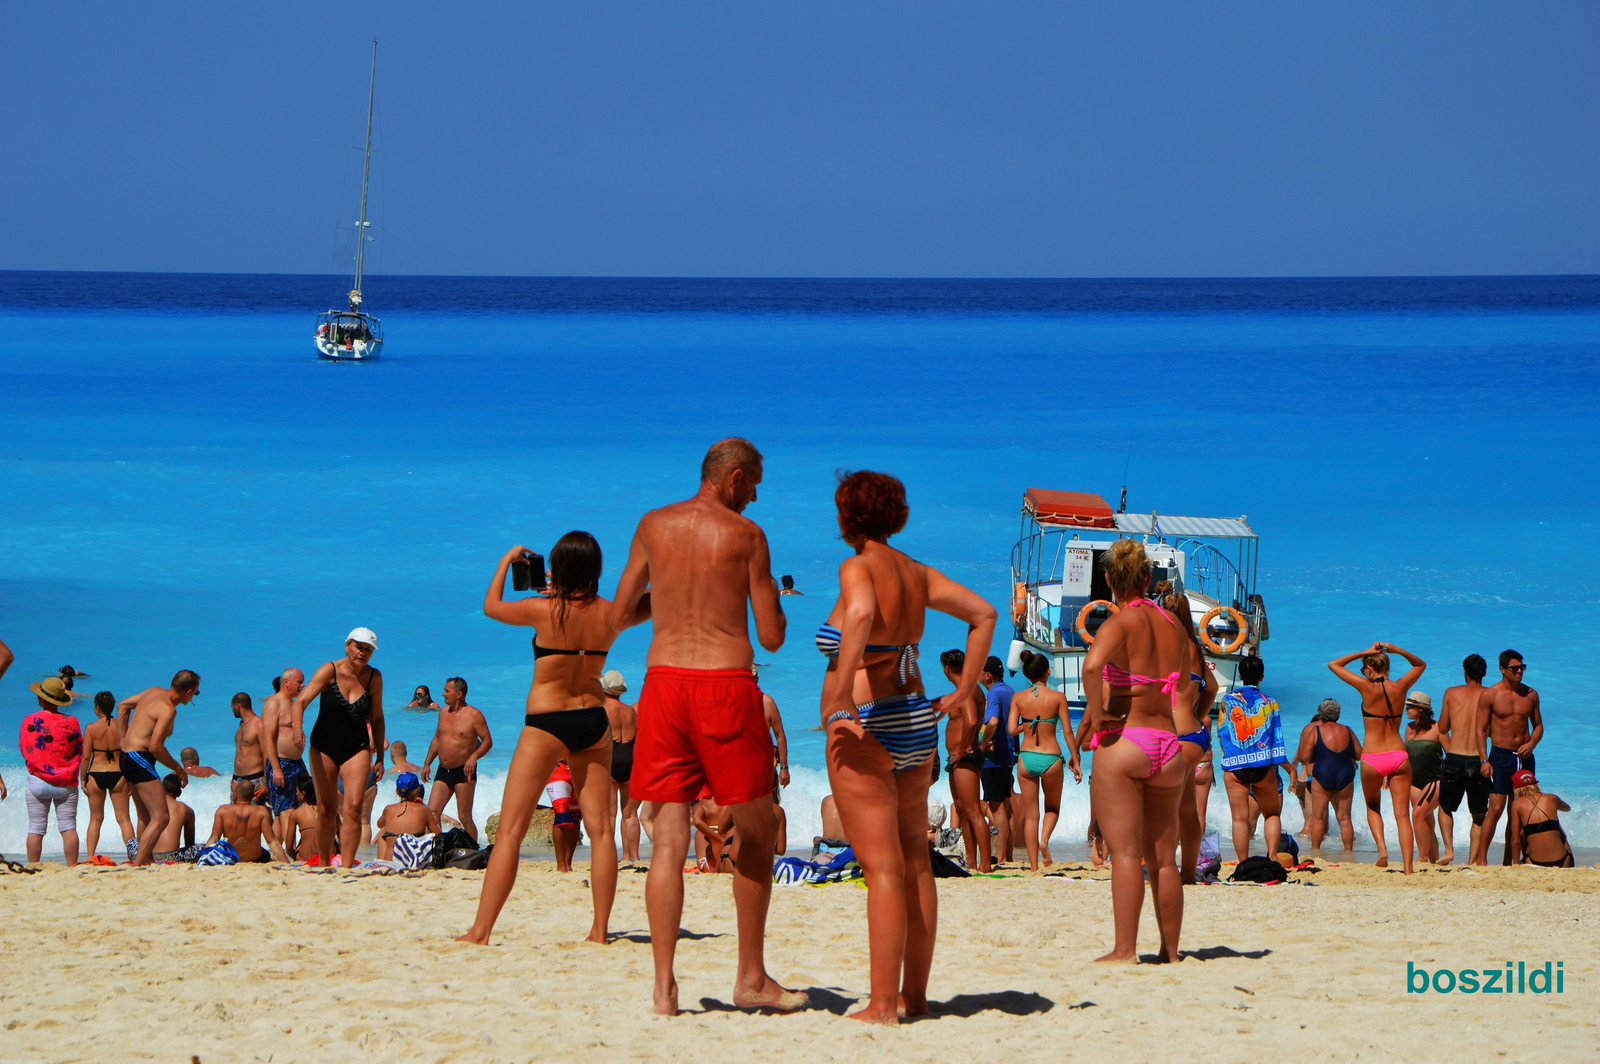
{"left": 700, "top": 437, "right": 763, "bottom": 486}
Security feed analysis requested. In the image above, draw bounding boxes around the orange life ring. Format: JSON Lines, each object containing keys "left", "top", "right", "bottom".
{"left": 1074, "top": 599, "right": 1119, "bottom": 643}
{"left": 1010, "top": 582, "right": 1028, "bottom": 627}
{"left": 1199, "top": 605, "right": 1249, "bottom": 655}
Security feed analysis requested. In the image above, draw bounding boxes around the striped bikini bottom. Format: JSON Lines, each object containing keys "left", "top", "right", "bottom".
{"left": 827, "top": 692, "right": 940, "bottom": 773}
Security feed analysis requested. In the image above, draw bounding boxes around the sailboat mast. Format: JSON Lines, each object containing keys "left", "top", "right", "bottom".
{"left": 351, "top": 39, "right": 377, "bottom": 310}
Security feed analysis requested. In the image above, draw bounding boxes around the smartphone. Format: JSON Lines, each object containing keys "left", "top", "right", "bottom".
{"left": 511, "top": 551, "right": 547, "bottom": 592}
{"left": 511, "top": 558, "right": 530, "bottom": 591}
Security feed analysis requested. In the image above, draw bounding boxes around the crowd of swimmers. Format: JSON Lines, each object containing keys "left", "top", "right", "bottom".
{"left": 0, "top": 437, "right": 1580, "bottom": 1021}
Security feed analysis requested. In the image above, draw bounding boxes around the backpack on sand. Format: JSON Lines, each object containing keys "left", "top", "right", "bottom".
{"left": 1229, "top": 855, "right": 1288, "bottom": 884}
{"left": 430, "top": 828, "right": 478, "bottom": 869}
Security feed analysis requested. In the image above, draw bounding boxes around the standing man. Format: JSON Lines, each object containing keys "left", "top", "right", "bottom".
{"left": 980, "top": 655, "right": 1016, "bottom": 863}
{"left": 760, "top": 674, "right": 791, "bottom": 790}
{"left": 230, "top": 693, "right": 266, "bottom": 795}
{"left": 1436, "top": 654, "right": 1492, "bottom": 865}
{"left": 422, "top": 677, "right": 492, "bottom": 840}
{"left": 260, "top": 667, "right": 310, "bottom": 836}
{"left": 1476, "top": 649, "right": 1543, "bottom": 866}
{"left": 610, "top": 437, "right": 804, "bottom": 1017}
{"left": 116, "top": 671, "right": 198, "bottom": 866}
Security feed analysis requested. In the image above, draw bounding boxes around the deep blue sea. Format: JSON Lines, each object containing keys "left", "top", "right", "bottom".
{"left": 2, "top": 272, "right": 1597, "bottom": 856}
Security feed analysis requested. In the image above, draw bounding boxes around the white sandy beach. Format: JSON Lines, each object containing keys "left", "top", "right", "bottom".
{"left": 1, "top": 859, "right": 1594, "bottom": 1063}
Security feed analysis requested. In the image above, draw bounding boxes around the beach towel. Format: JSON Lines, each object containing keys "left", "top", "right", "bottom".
{"left": 196, "top": 840, "right": 239, "bottom": 866}
{"left": 773, "top": 848, "right": 862, "bottom": 885}
{"left": 393, "top": 833, "right": 434, "bottom": 869}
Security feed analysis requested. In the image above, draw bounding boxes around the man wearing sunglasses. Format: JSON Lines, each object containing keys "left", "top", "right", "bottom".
{"left": 1474, "top": 649, "right": 1543, "bottom": 865}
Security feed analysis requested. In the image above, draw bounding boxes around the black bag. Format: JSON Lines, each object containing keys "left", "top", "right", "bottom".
{"left": 442, "top": 844, "right": 491, "bottom": 870}
{"left": 431, "top": 828, "right": 479, "bottom": 869}
{"left": 1229, "top": 855, "right": 1288, "bottom": 884}
{"left": 929, "top": 844, "right": 970, "bottom": 879}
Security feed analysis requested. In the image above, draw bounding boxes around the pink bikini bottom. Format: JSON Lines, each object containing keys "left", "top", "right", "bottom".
{"left": 1361, "top": 749, "right": 1410, "bottom": 777}
{"left": 1090, "top": 725, "right": 1182, "bottom": 778}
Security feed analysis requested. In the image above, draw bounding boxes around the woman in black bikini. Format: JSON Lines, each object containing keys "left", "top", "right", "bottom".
{"left": 1507, "top": 771, "right": 1573, "bottom": 868}
{"left": 459, "top": 533, "right": 619, "bottom": 947}
{"left": 291, "top": 626, "right": 386, "bottom": 868}
{"left": 81, "top": 690, "right": 135, "bottom": 862}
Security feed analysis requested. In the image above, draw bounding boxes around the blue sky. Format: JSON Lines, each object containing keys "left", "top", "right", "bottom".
{"left": 3, "top": 3, "right": 1596, "bottom": 276}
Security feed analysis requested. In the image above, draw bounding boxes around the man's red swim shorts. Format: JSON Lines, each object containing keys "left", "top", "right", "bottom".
{"left": 632, "top": 666, "right": 773, "bottom": 805}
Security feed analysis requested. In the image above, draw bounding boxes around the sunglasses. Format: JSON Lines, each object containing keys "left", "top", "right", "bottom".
{"left": 1503, "top": 664, "right": 1526, "bottom": 673}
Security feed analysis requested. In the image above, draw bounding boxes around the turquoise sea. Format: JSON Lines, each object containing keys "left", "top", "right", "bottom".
{"left": 2, "top": 273, "right": 1596, "bottom": 857}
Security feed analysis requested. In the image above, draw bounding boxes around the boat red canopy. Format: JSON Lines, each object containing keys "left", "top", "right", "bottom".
{"left": 1022, "top": 489, "right": 1116, "bottom": 529}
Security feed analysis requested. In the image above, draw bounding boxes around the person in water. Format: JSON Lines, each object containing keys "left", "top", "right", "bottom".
{"left": 1007, "top": 650, "right": 1074, "bottom": 870}
{"left": 289, "top": 628, "right": 386, "bottom": 869}
{"left": 1506, "top": 770, "right": 1573, "bottom": 868}
{"left": 1162, "top": 591, "right": 1219, "bottom": 882}
{"left": 819, "top": 469, "right": 996, "bottom": 1024}
{"left": 377, "top": 772, "right": 441, "bottom": 861}
{"left": 180, "top": 748, "right": 221, "bottom": 778}
{"left": 459, "top": 534, "right": 619, "bottom": 947}
{"left": 422, "top": 677, "right": 492, "bottom": 841}
{"left": 1477, "top": 649, "right": 1543, "bottom": 866}
{"left": 1293, "top": 698, "right": 1360, "bottom": 854}
{"left": 1403, "top": 692, "right": 1443, "bottom": 865}
{"left": 608, "top": 438, "right": 803, "bottom": 1016}
{"left": 407, "top": 685, "right": 440, "bottom": 711}
{"left": 1436, "top": 654, "right": 1491, "bottom": 865}
{"left": 81, "top": 690, "right": 134, "bottom": 863}
{"left": 601, "top": 670, "right": 642, "bottom": 862}
{"left": 779, "top": 574, "right": 803, "bottom": 596}
{"left": 1218, "top": 655, "right": 1287, "bottom": 863}
{"left": 116, "top": 671, "right": 199, "bottom": 866}
{"left": 1082, "top": 538, "right": 1192, "bottom": 963}
{"left": 1328, "top": 642, "right": 1425, "bottom": 874}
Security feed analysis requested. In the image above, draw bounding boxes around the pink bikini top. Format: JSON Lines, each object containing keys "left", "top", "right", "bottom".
{"left": 1100, "top": 599, "right": 1181, "bottom": 710}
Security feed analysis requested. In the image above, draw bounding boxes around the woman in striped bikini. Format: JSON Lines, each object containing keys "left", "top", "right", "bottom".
{"left": 818, "top": 470, "right": 996, "bottom": 1025}
{"left": 1083, "top": 538, "right": 1197, "bottom": 963}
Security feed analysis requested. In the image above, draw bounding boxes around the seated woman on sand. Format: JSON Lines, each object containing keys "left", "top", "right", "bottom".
{"left": 819, "top": 470, "right": 996, "bottom": 1025}
{"left": 1295, "top": 698, "right": 1360, "bottom": 854}
{"left": 376, "top": 772, "right": 440, "bottom": 861}
{"left": 1007, "top": 650, "right": 1074, "bottom": 870}
{"left": 1507, "top": 770, "right": 1573, "bottom": 868}
{"left": 1082, "top": 538, "right": 1193, "bottom": 963}
{"left": 459, "top": 534, "right": 619, "bottom": 946}
{"left": 1329, "top": 642, "right": 1426, "bottom": 874}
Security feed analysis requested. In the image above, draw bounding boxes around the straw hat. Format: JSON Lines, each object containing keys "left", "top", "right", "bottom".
{"left": 1405, "top": 691, "right": 1433, "bottom": 710}
{"left": 30, "top": 676, "right": 72, "bottom": 706}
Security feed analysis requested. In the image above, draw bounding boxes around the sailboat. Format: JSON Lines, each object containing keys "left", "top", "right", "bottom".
{"left": 316, "top": 40, "right": 384, "bottom": 361}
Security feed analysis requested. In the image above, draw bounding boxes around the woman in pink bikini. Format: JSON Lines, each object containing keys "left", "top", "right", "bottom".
{"left": 1328, "top": 642, "right": 1426, "bottom": 874}
{"left": 1083, "top": 538, "right": 1195, "bottom": 963}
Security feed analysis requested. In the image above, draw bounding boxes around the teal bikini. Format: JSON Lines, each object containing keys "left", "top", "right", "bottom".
{"left": 1015, "top": 684, "right": 1065, "bottom": 778}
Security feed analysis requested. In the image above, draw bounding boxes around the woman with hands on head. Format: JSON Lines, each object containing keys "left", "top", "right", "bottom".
{"left": 292, "top": 627, "right": 385, "bottom": 869}
{"left": 1328, "top": 641, "right": 1426, "bottom": 874}
{"left": 818, "top": 471, "right": 996, "bottom": 1026}
{"left": 460, "top": 534, "right": 619, "bottom": 947}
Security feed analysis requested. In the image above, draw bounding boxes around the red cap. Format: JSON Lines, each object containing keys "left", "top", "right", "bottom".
{"left": 1511, "top": 769, "right": 1537, "bottom": 788}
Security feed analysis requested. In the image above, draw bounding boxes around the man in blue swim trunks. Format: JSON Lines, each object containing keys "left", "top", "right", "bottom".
{"left": 980, "top": 656, "right": 1016, "bottom": 862}
{"left": 1476, "top": 649, "right": 1542, "bottom": 866}
{"left": 260, "top": 667, "right": 311, "bottom": 837}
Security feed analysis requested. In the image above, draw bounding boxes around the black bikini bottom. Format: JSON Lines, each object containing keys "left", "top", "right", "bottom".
{"left": 525, "top": 707, "right": 610, "bottom": 753}
{"left": 89, "top": 770, "right": 124, "bottom": 792}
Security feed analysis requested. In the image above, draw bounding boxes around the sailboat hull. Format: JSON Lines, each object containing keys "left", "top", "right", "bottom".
{"left": 315, "top": 310, "right": 383, "bottom": 361}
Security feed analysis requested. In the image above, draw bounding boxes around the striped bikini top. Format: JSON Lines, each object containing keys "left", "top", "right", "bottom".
{"left": 815, "top": 624, "right": 921, "bottom": 686}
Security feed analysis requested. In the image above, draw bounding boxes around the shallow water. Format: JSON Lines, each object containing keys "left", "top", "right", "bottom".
{"left": 2, "top": 273, "right": 1596, "bottom": 855}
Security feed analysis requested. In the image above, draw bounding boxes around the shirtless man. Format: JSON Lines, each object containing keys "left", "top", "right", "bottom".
{"left": 116, "top": 671, "right": 198, "bottom": 866}
{"left": 422, "top": 677, "right": 492, "bottom": 840}
{"left": 1476, "top": 649, "right": 1544, "bottom": 866}
{"left": 761, "top": 678, "right": 791, "bottom": 790}
{"left": 388, "top": 740, "right": 427, "bottom": 777}
{"left": 259, "top": 667, "right": 310, "bottom": 833}
{"left": 151, "top": 774, "right": 197, "bottom": 862}
{"left": 279, "top": 777, "right": 321, "bottom": 860}
{"left": 230, "top": 693, "right": 266, "bottom": 796}
{"left": 1437, "top": 654, "right": 1492, "bottom": 865}
{"left": 179, "top": 749, "right": 221, "bottom": 778}
{"left": 206, "top": 778, "right": 288, "bottom": 863}
{"left": 376, "top": 772, "right": 441, "bottom": 861}
{"left": 602, "top": 671, "right": 643, "bottom": 861}
{"left": 610, "top": 437, "right": 804, "bottom": 1016}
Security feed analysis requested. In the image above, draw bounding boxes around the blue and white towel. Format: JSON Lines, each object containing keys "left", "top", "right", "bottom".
{"left": 196, "top": 840, "right": 239, "bottom": 866}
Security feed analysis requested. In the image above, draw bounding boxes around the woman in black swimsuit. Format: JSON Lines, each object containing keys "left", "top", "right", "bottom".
{"left": 459, "top": 533, "right": 619, "bottom": 947}
{"left": 1508, "top": 772, "right": 1574, "bottom": 868}
{"left": 1294, "top": 698, "right": 1361, "bottom": 854}
{"left": 81, "top": 690, "right": 135, "bottom": 862}
{"left": 290, "top": 627, "right": 386, "bottom": 868}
